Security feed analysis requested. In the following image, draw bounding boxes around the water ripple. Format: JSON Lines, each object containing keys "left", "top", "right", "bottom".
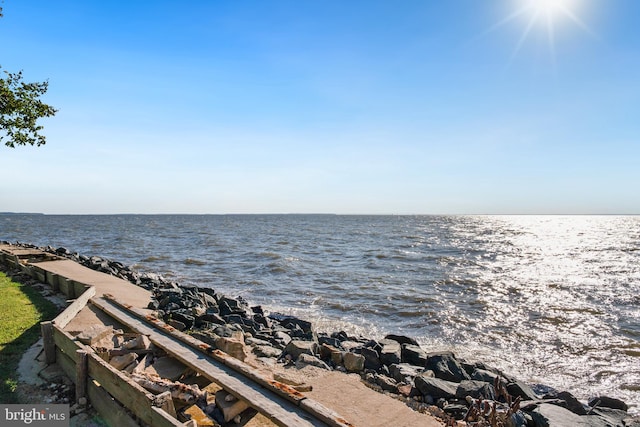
{"left": 1, "top": 214, "right": 639, "bottom": 412}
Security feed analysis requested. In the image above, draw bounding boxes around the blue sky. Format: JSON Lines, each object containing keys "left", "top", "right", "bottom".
{"left": 1, "top": 0, "right": 638, "bottom": 214}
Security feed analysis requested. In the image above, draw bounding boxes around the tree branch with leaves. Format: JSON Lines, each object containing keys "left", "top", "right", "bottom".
{"left": 1, "top": 68, "right": 57, "bottom": 148}
{"left": 1, "top": 3, "right": 58, "bottom": 148}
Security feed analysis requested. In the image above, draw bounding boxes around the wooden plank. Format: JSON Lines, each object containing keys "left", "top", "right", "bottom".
{"left": 54, "top": 328, "right": 180, "bottom": 427}
{"left": 73, "top": 280, "right": 87, "bottom": 299}
{"left": 103, "top": 296, "right": 307, "bottom": 405}
{"left": 91, "top": 297, "right": 326, "bottom": 427}
{"left": 23, "top": 265, "right": 38, "bottom": 281}
{"left": 45, "top": 271, "right": 58, "bottom": 288}
{"left": 41, "top": 321, "right": 56, "bottom": 364}
{"left": 32, "top": 266, "right": 46, "bottom": 283}
{"left": 87, "top": 380, "right": 140, "bottom": 427}
{"left": 53, "top": 326, "right": 81, "bottom": 363}
{"left": 150, "top": 406, "right": 184, "bottom": 427}
{"left": 53, "top": 286, "right": 96, "bottom": 328}
{"left": 10, "top": 254, "right": 20, "bottom": 267}
{"left": 215, "top": 351, "right": 307, "bottom": 404}
{"left": 76, "top": 350, "right": 88, "bottom": 402}
{"left": 300, "top": 399, "right": 354, "bottom": 427}
{"left": 19, "top": 262, "right": 32, "bottom": 276}
{"left": 56, "top": 348, "right": 76, "bottom": 380}
{"left": 59, "top": 277, "right": 71, "bottom": 297}
{"left": 60, "top": 277, "right": 75, "bottom": 298}
{"left": 87, "top": 350, "right": 156, "bottom": 425}
{"left": 5, "top": 254, "right": 19, "bottom": 268}
{"left": 49, "top": 269, "right": 60, "bottom": 291}
{"left": 66, "top": 278, "right": 77, "bottom": 298}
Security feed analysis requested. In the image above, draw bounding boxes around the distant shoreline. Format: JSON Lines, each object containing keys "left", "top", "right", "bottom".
{"left": 0, "top": 212, "right": 45, "bottom": 215}
{"left": 1, "top": 212, "right": 639, "bottom": 216}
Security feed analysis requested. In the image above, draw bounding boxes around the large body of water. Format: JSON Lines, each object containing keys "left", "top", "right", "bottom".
{"left": 1, "top": 214, "right": 639, "bottom": 411}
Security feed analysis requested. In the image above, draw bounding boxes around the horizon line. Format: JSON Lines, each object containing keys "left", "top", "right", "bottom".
{"left": 2, "top": 212, "right": 639, "bottom": 217}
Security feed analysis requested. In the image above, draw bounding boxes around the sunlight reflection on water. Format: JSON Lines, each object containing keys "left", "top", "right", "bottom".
{"left": 429, "top": 216, "right": 640, "bottom": 411}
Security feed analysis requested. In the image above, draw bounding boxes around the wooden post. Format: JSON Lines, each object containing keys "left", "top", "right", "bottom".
{"left": 76, "top": 349, "right": 88, "bottom": 404}
{"left": 67, "top": 279, "right": 76, "bottom": 299}
{"left": 45, "top": 271, "right": 55, "bottom": 288}
{"left": 153, "top": 391, "right": 177, "bottom": 418}
{"left": 41, "top": 321, "right": 56, "bottom": 364}
{"left": 51, "top": 275, "right": 60, "bottom": 292}
{"left": 28, "top": 266, "right": 38, "bottom": 281}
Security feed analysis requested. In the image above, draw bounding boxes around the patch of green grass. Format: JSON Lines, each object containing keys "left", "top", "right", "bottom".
{"left": 0, "top": 271, "right": 58, "bottom": 403}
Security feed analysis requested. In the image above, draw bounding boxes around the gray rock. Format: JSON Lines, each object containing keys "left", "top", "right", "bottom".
{"left": 252, "top": 345, "right": 281, "bottom": 358}
{"left": 213, "top": 325, "right": 240, "bottom": 338}
{"left": 360, "top": 347, "right": 382, "bottom": 371}
{"left": 245, "top": 337, "right": 272, "bottom": 347}
{"left": 507, "top": 379, "right": 538, "bottom": 401}
{"left": 269, "top": 313, "right": 313, "bottom": 333}
{"left": 343, "top": 352, "right": 365, "bottom": 373}
{"left": 425, "top": 352, "right": 471, "bottom": 383}
{"left": 296, "top": 354, "right": 330, "bottom": 370}
{"left": 623, "top": 415, "right": 640, "bottom": 427}
{"left": 401, "top": 344, "right": 428, "bottom": 366}
{"left": 531, "top": 403, "right": 614, "bottom": 427}
{"left": 589, "top": 407, "right": 629, "bottom": 426}
{"left": 384, "top": 334, "right": 419, "bottom": 346}
{"left": 509, "top": 411, "right": 530, "bottom": 427}
{"left": 455, "top": 380, "right": 496, "bottom": 400}
{"left": 318, "top": 335, "right": 342, "bottom": 349}
{"left": 219, "top": 299, "right": 245, "bottom": 317}
{"left": 319, "top": 343, "right": 343, "bottom": 366}
{"left": 166, "top": 319, "right": 186, "bottom": 331}
{"left": 414, "top": 375, "right": 458, "bottom": 399}
{"left": 588, "top": 396, "right": 628, "bottom": 412}
{"left": 543, "top": 391, "right": 588, "bottom": 415}
{"left": 270, "top": 331, "right": 292, "bottom": 349}
{"left": 374, "top": 374, "right": 398, "bottom": 393}
{"left": 170, "top": 310, "right": 195, "bottom": 328}
{"left": 253, "top": 313, "right": 270, "bottom": 328}
{"left": 190, "top": 330, "right": 220, "bottom": 347}
{"left": 471, "top": 367, "right": 495, "bottom": 382}
{"left": 378, "top": 339, "right": 402, "bottom": 366}
{"left": 341, "top": 340, "right": 363, "bottom": 352}
{"left": 163, "top": 302, "right": 181, "bottom": 312}
{"left": 199, "top": 292, "right": 218, "bottom": 308}
{"left": 389, "top": 363, "right": 425, "bottom": 383}
{"left": 198, "top": 312, "right": 226, "bottom": 326}
{"left": 285, "top": 340, "right": 318, "bottom": 360}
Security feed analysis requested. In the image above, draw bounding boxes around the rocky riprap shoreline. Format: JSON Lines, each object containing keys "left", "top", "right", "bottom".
{"left": 8, "top": 242, "right": 640, "bottom": 427}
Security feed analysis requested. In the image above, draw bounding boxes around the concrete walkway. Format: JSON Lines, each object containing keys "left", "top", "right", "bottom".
{"left": 1, "top": 244, "right": 151, "bottom": 332}
{"left": 31, "top": 259, "right": 151, "bottom": 307}
{"left": 33, "top": 259, "right": 152, "bottom": 332}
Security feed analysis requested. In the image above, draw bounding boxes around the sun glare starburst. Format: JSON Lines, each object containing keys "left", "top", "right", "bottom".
{"left": 486, "top": 0, "right": 595, "bottom": 66}
{"left": 528, "top": 0, "right": 573, "bottom": 17}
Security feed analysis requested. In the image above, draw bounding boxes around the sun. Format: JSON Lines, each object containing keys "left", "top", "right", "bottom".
{"left": 526, "top": 0, "right": 575, "bottom": 18}
{"left": 487, "top": 0, "right": 593, "bottom": 64}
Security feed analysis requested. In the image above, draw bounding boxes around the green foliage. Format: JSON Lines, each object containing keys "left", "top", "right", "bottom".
{"left": 0, "top": 68, "right": 57, "bottom": 148}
